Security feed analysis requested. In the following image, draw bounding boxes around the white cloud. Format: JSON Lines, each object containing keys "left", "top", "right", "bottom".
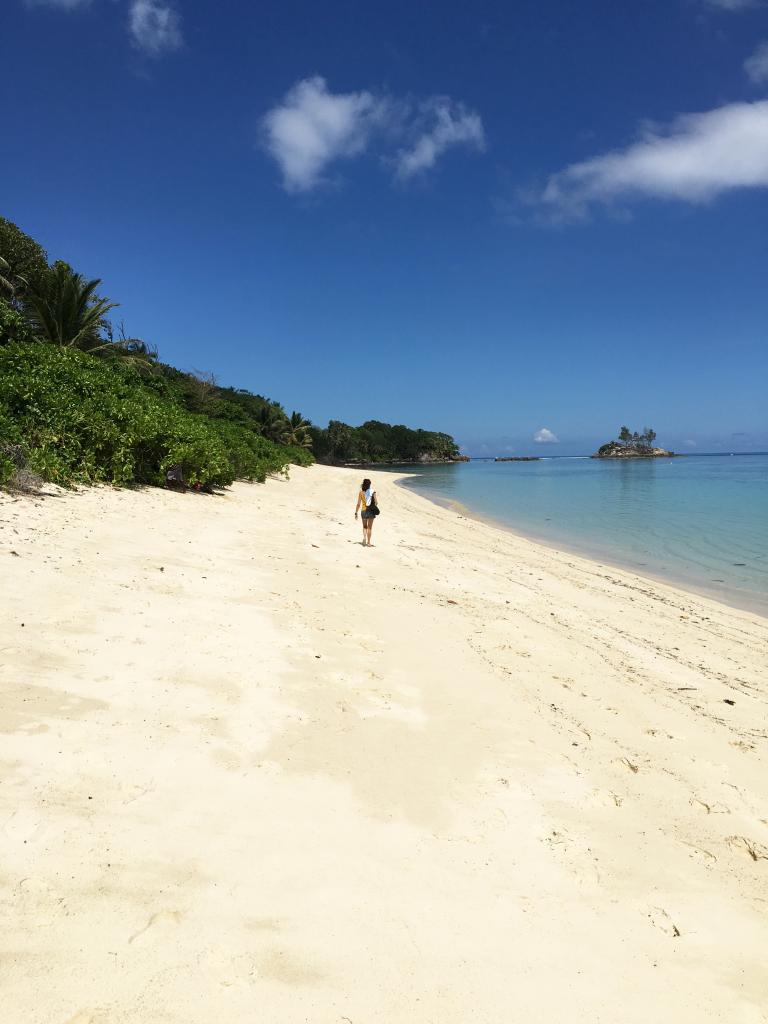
{"left": 262, "top": 78, "right": 485, "bottom": 192}
{"left": 262, "top": 77, "right": 388, "bottom": 192}
{"left": 539, "top": 101, "right": 768, "bottom": 221}
{"left": 683, "top": 439, "right": 698, "bottom": 447}
{"left": 129, "top": 0, "right": 182, "bottom": 56}
{"left": 394, "top": 99, "right": 485, "bottom": 180}
{"left": 745, "top": 41, "right": 768, "bottom": 84}
{"left": 533, "top": 428, "right": 558, "bottom": 444}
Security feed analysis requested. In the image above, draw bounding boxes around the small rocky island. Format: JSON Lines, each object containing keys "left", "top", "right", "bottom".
{"left": 593, "top": 426, "right": 677, "bottom": 459}
{"left": 495, "top": 456, "right": 541, "bottom": 462}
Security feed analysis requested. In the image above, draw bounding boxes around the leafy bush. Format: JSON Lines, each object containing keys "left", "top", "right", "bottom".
{"left": 0, "top": 298, "right": 35, "bottom": 346}
{"left": 0, "top": 343, "right": 312, "bottom": 488}
{"left": 0, "top": 406, "right": 23, "bottom": 484}
{"left": 0, "top": 217, "right": 49, "bottom": 294}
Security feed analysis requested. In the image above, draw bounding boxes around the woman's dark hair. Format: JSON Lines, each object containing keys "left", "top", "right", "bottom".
{"left": 361, "top": 478, "right": 371, "bottom": 491}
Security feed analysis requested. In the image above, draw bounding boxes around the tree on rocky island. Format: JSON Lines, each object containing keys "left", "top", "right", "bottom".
{"left": 594, "top": 425, "right": 673, "bottom": 458}
{"left": 617, "top": 426, "right": 656, "bottom": 450}
{"left": 643, "top": 427, "right": 657, "bottom": 449}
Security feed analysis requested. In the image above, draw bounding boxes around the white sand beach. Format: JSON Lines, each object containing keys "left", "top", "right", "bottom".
{"left": 2, "top": 464, "right": 767, "bottom": 1024}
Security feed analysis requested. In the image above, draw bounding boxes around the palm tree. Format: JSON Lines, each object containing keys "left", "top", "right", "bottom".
{"left": 24, "top": 261, "right": 118, "bottom": 351}
{"left": 255, "top": 405, "right": 290, "bottom": 444}
{"left": 102, "top": 336, "right": 159, "bottom": 374}
{"left": 285, "top": 411, "right": 313, "bottom": 448}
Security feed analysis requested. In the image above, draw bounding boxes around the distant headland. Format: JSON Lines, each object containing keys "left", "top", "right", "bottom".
{"left": 593, "top": 426, "right": 677, "bottom": 459}
{"left": 494, "top": 456, "right": 541, "bottom": 462}
{"left": 339, "top": 453, "right": 470, "bottom": 467}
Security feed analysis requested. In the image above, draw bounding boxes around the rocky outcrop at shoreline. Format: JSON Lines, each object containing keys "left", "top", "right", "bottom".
{"left": 422, "top": 452, "right": 470, "bottom": 463}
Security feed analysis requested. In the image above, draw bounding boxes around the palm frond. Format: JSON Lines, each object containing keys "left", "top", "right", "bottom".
{"left": 24, "top": 263, "right": 118, "bottom": 349}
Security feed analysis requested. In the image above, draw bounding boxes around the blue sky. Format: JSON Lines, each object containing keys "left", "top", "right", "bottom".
{"left": 2, "top": 0, "right": 767, "bottom": 455}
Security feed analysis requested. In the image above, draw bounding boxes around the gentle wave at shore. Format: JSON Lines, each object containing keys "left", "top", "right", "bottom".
{"left": 399, "top": 453, "right": 768, "bottom": 616}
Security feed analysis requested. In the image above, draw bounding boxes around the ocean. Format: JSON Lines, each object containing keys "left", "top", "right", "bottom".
{"left": 396, "top": 453, "right": 768, "bottom": 616}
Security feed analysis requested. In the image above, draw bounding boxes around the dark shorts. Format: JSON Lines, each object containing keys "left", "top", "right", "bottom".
{"left": 361, "top": 508, "right": 374, "bottom": 521}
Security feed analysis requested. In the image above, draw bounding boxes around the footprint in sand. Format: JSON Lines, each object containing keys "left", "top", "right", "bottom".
{"left": 689, "top": 796, "right": 730, "bottom": 815}
{"left": 731, "top": 740, "right": 755, "bottom": 753}
{"left": 680, "top": 841, "right": 718, "bottom": 867}
{"left": 726, "top": 835, "right": 768, "bottom": 862}
{"left": 544, "top": 829, "right": 573, "bottom": 851}
{"left": 590, "top": 789, "right": 623, "bottom": 808}
{"left": 647, "top": 906, "right": 681, "bottom": 937}
{"left": 128, "top": 909, "right": 183, "bottom": 945}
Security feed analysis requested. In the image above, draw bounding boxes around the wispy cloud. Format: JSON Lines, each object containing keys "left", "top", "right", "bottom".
{"left": 745, "top": 41, "right": 768, "bottom": 84}
{"left": 24, "top": 0, "right": 92, "bottom": 8}
{"left": 701, "top": 0, "right": 758, "bottom": 9}
{"left": 394, "top": 99, "right": 485, "bottom": 180}
{"left": 25, "top": 0, "right": 184, "bottom": 53}
{"left": 262, "top": 77, "right": 485, "bottom": 192}
{"left": 129, "top": 0, "right": 183, "bottom": 56}
{"left": 533, "top": 428, "right": 559, "bottom": 444}
{"left": 536, "top": 101, "right": 768, "bottom": 221}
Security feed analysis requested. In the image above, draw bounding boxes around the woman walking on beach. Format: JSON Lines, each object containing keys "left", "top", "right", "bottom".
{"left": 355, "top": 478, "right": 378, "bottom": 547}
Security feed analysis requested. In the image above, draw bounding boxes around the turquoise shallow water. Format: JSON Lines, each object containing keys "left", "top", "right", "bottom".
{"left": 396, "top": 454, "right": 768, "bottom": 617}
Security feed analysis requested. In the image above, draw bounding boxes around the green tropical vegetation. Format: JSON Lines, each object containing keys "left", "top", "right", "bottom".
{"left": 0, "top": 344, "right": 312, "bottom": 488}
{"left": 24, "top": 261, "right": 118, "bottom": 351}
{"left": 310, "top": 419, "right": 460, "bottom": 464}
{"left": 0, "top": 216, "right": 459, "bottom": 490}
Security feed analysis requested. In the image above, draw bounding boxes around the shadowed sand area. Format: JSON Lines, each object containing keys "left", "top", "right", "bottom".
{"left": 2, "top": 464, "right": 767, "bottom": 1023}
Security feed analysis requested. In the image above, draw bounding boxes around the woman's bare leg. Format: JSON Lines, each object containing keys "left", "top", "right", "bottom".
{"left": 367, "top": 520, "right": 374, "bottom": 546}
